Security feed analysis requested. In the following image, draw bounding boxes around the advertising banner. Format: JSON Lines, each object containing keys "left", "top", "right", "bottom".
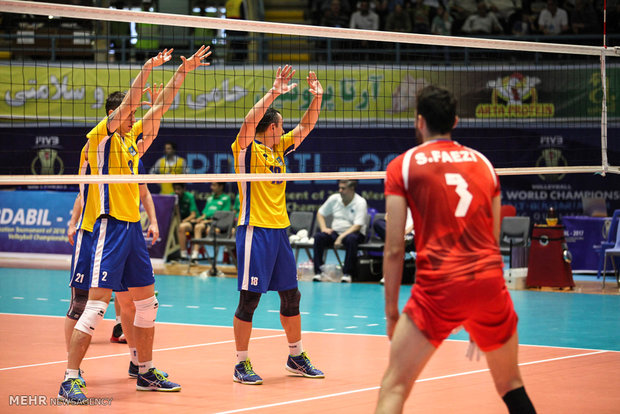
{"left": 0, "top": 191, "right": 74, "bottom": 254}
{"left": 1, "top": 64, "right": 618, "bottom": 123}
{"left": 0, "top": 191, "right": 175, "bottom": 259}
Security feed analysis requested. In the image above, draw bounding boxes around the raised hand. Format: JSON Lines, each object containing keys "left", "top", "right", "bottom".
{"left": 307, "top": 71, "right": 323, "bottom": 97}
{"left": 180, "top": 45, "right": 212, "bottom": 73}
{"left": 271, "top": 65, "right": 297, "bottom": 95}
{"left": 147, "top": 48, "right": 173, "bottom": 69}
{"left": 141, "top": 83, "right": 164, "bottom": 107}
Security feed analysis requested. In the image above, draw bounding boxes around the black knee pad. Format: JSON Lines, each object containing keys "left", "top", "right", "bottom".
{"left": 278, "top": 288, "right": 301, "bottom": 317}
{"left": 234, "top": 290, "right": 261, "bottom": 322}
{"left": 66, "top": 287, "right": 88, "bottom": 320}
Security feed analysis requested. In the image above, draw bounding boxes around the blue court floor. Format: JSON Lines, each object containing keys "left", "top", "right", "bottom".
{"left": 0, "top": 267, "right": 619, "bottom": 351}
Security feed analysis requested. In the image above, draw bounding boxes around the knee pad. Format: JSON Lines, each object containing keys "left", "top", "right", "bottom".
{"left": 74, "top": 300, "right": 108, "bottom": 335}
{"left": 278, "top": 288, "right": 301, "bottom": 317}
{"left": 134, "top": 296, "right": 159, "bottom": 328}
{"left": 66, "top": 287, "right": 89, "bottom": 320}
{"left": 234, "top": 290, "right": 261, "bottom": 322}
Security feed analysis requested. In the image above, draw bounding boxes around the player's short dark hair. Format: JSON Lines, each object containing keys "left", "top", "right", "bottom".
{"left": 416, "top": 85, "right": 457, "bottom": 135}
{"left": 105, "top": 91, "right": 126, "bottom": 114}
{"left": 339, "top": 179, "right": 358, "bottom": 190}
{"left": 214, "top": 182, "right": 225, "bottom": 188}
{"left": 165, "top": 141, "right": 177, "bottom": 151}
{"left": 256, "top": 108, "right": 281, "bottom": 133}
{"left": 173, "top": 183, "right": 185, "bottom": 190}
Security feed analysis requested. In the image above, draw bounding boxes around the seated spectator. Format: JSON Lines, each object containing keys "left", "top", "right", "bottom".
{"left": 321, "top": 0, "right": 351, "bottom": 27}
{"left": 173, "top": 183, "right": 199, "bottom": 260}
{"left": 189, "top": 182, "right": 232, "bottom": 260}
{"left": 149, "top": 141, "right": 187, "bottom": 194}
{"left": 350, "top": 0, "right": 380, "bottom": 30}
{"left": 461, "top": 2, "right": 504, "bottom": 34}
{"left": 409, "top": 0, "right": 432, "bottom": 33}
{"left": 313, "top": 180, "right": 368, "bottom": 283}
{"left": 484, "top": 0, "right": 518, "bottom": 26}
{"left": 537, "top": 0, "right": 569, "bottom": 35}
{"left": 431, "top": 4, "right": 454, "bottom": 35}
{"left": 570, "top": 0, "right": 598, "bottom": 34}
{"left": 385, "top": 1, "right": 413, "bottom": 32}
{"left": 511, "top": 9, "right": 536, "bottom": 35}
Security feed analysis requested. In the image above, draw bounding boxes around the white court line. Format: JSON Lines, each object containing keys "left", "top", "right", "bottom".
{"left": 0, "top": 334, "right": 286, "bottom": 372}
{"left": 324, "top": 313, "right": 339, "bottom": 317}
{"left": 186, "top": 305, "right": 200, "bottom": 309}
{"left": 36, "top": 298, "right": 48, "bottom": 301}
{"left": 160, "top": 304, "right": 173, "bottom": 307}
{"left": 353, "top": 315, "right": 368, "bottom": 319}
{"left": 213, "top": 350, "right": 609, "bottom": 414}
{"left": 213, "top": 307, "right": 227, "bottom": 310}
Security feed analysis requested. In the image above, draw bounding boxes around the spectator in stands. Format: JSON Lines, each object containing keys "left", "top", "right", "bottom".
{"left": 320, "top": 0, "right": 351, "bottom": 27}
{"left": 537, "top": 0, "right": 569, "bottom": 35}
{"left": 431, "top": 3, "right": 454, "bottom": 35}
{"left": 350, "top": 0, "right": 380, "bottom": 30}
{"left": 385, "top": 1, "right": 413, "bottom": 32}
{"left": 511, "top": 9, "right": 536, "bottom": 35}
{"left": 312, "top": 180, "right": 368, "bottom": 283}
{"left": 461, "top": 2, "right": 504, "bottom": 34}
{"left": 570, "top": 0, "right": 598, "bottom": 34}
{"left": 484, "top": 0, "right": 519, "bottom": 28}
{"left": 174, "top": 183, "right": 199, "bottom": 260}
{"left": 448, "top": 0, "right": 479, "bottom": 33}
{"left": 608, "top": 1, "right": 620, "bottom": 36}
{"left": 149, "top": 141, "right": 187, "bottom": 194}
{"left": 409, "top": 0, "right": 432, "bottom": 33}
{"left": 189, "top": 182, "right": 232, "bottom": 260}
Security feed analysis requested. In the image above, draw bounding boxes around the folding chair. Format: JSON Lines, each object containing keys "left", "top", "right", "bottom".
{"left": 499, "top": 216, "right": 531, "bottom": 276}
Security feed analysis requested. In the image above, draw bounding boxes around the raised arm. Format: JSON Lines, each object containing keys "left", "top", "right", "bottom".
{"left": 107, "top": 49, "right": 172, "bottom": 134}
{"left": 139, "top": 45, "right": 211, "bottom": 156}
{"left": 291, "top": 71, "right": 323, "bottom": 148}
{"left": 237, "top": 65, "right": 297, "bottom": 149}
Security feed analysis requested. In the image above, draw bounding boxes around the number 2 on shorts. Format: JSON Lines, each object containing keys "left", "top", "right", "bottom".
{"left": 445, "top": 173, "right": 472, "bottom": 217}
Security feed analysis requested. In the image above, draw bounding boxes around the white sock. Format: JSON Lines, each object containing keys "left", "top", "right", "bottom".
{"left": 288, "top": 340, "right": 303, "bottom": 356}
{"left": 236, "top": 350, "right": 248, "bottom": 363}
{"left": 138, "top": 360, "right": 153, "bottom": 374}
{"left": 64, "top": 369, "right": 80, "bottom": 381}
{"left": 115, "top": 316, "right": 121, "bottom": 324}
{"left": 129, "top": 348, "right": 139, "bottom": 365}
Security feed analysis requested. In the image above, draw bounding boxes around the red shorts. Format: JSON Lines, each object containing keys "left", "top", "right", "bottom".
{"left": 403, "top": 270, "right": 518, "bottom": 352}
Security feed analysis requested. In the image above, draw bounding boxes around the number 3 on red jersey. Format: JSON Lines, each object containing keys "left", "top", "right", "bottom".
{"left": 445, "top": 173, "right": 472, "bottom": 217}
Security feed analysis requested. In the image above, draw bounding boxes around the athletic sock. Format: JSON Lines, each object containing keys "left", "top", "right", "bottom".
{"left": 115, "top": 316, "right": 121, "bottom": 324}
{"left": 138, "top": 361, "right": 153, "bottom": 375}
{"left": 236, "top": 350, "right": 249, "bottom": 363}
{"left": 64, "top": 369, "right": 80, "bottom": 381}
{"left": 288, "top": 340, "right": 303, "bottom": 356}
{"left": 502, "top": 386, "right": 536, "bottom": 414}
{"left": 129, "top": 348, "right": 139, "bottom": 365}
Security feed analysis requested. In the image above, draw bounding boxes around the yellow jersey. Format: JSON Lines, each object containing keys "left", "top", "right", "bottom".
{"left": 232, "top": 131, "right": 295, "bottom": 229}
{"left": 76, "top": 145, "right": 99, "bottom": 232}
{"left": 86, "top": 117, "right": 143, "bottom": 223}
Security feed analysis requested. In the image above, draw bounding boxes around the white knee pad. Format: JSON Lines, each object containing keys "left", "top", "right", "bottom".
{"left": 74, "top": 300, "right": 108, "bottom": 336}
{"left": 134, "top": 296, "right": 158, "bottom": 328}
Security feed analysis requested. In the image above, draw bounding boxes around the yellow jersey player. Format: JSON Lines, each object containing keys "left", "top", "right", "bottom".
{"left": 231, "top": 65, "right": 325, "bottom": 384}
{"left": 58, "top": 45, "right": 211, "bottom": 404}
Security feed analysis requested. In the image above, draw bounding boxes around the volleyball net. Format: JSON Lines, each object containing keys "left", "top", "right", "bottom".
{"left": 0, "top": 0, "right": 618, "bottom": 194}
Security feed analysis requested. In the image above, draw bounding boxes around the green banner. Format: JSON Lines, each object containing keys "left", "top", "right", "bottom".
{"left": 1, "top": 64, "right": 617, "bottom": 122}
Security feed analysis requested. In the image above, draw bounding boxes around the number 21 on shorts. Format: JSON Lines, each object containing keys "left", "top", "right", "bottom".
{"left": 445, "top": 173, "right": 472, "bottom": 217}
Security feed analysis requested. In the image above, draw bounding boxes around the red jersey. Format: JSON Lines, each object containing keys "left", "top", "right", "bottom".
{"left": 385, "top": 139, "right": 503, "bottom": 284}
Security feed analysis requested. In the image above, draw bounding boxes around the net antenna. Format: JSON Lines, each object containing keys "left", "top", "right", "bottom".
{"left": 0, "top": 0, "right": 618, "bottom": 187}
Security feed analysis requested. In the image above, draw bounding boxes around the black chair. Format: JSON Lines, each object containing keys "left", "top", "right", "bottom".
{"left": 189, "top": 211, "right": 236, "bottom": 275}
{"left": 290, "top": 213, "right": 329, "bottom": 263}
{"left": 499, "top": 216, "right": 531, "bottom": 275}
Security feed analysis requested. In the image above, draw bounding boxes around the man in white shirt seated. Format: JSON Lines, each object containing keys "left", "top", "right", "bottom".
{"left": 313, "top": 180, "right": 368, "bottom": 283}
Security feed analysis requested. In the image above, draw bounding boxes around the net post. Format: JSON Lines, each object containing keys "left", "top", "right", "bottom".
{"left": 600, "top": 50, "right": 608, "bottom": 177}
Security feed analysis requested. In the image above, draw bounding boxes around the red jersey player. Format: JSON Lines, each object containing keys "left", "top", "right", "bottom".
{"left": 375, "top": 86, "right": 536, "bottom": 413}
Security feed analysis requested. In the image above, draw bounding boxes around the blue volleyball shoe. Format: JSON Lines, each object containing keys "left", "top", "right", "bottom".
{"left": 233, "top": 359, "right": 263, "bottom": 385}
{"left": 285, "top": 352, "right": 325, "bottom": 378}
{"left": 136, "top": 368, "right": 181, "bottom": 391}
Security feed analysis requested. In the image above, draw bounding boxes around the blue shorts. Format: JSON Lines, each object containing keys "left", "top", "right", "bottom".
{"left": 69, "top": 229, "right": 93, "bottom": 291}
{"left": 236, "top": 225, "right": 297, "bottom": 293}
{"left": 90, "top": 216, "right": 154, "bottom": 291}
